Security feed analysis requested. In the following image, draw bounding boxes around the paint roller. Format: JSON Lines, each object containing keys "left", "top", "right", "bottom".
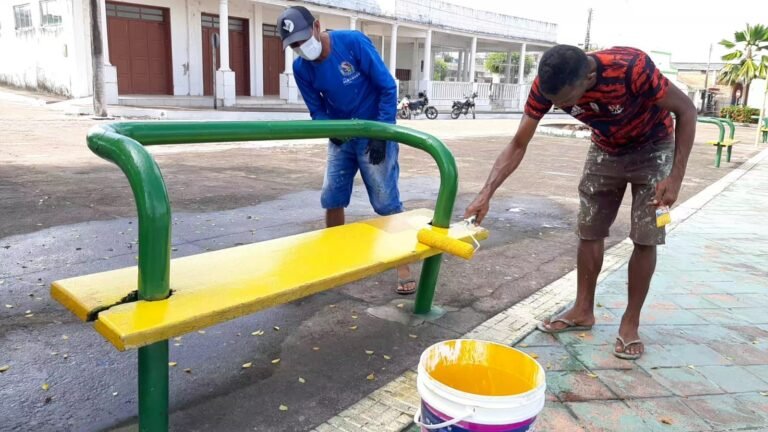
{"left": 417, "top": 217, "right": 480, "bottom": 260}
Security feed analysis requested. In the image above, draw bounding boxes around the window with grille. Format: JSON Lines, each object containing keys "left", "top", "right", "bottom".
{"left": 14, "top": 4, "right": 33, "bottom": 29}
{"left": 262, "top": 24, "right": 279, "bottom": 37}
{"left": 106, "top": 3, "right": 164, "bottom": 22}
{"left": 40, "top": 0, "right": 62, "bottom": 26}
{"left": 202, "top": 15, "right": 245, "bottom": 31}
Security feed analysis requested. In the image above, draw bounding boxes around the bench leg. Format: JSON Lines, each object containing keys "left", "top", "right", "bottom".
{"left": 727, "top": 146, "right": 732, "bottom": 162}
{"left": 414, "top": 254, "right": 443, "bottom": 314}
{"left": 139, "top": 340, "right": 169, "bottom": 432}
{"left": 715, "top": 146, "right": 723, "bottom": 168}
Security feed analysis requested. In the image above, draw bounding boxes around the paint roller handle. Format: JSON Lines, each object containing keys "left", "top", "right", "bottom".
{"left": 413, "top": 406, "right": 474, "bottom": 429}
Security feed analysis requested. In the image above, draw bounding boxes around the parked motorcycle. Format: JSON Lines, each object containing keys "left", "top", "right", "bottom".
{"left": 397, "top": 92, "right": 438, "bottom": 120}
{"left": 450, "top": 92, "right": 478, "bottom": 119}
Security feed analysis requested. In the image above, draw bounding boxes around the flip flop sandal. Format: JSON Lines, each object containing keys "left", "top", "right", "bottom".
{"left": 613, "top": 336, "right": 644, "bottom": 360}
{"left": 536, "top": 317, "right": 593, "bottom": 334}
{"left": 396, "top": 278, "right": 417, "bottom": 295}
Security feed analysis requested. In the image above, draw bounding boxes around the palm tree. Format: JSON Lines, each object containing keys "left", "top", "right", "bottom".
{"left": 718, "top": 24, "right": 768, "bottom": 107}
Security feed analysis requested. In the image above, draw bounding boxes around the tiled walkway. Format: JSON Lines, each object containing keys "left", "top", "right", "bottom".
{"left": 518, "top": 152, "right": 768, "bottom": 431}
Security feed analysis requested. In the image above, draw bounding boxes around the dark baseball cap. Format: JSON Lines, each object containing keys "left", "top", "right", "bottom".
{"left": 277, "top": 6, "right": 316, "bottom": 50}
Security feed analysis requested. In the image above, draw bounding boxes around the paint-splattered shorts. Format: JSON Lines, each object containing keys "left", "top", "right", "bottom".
{"left": 578, "top": 139, "right": 674, "bottom": 245}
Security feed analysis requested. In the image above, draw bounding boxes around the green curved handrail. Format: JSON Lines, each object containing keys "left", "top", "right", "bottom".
{"left": 87, "top": 120, "right": 459, "bottom": 431}
{"left": 717, "top": 118, "right": 736, "bottom": 140}
{"left": 696, "top": 117, "right": 725, "bottom": 143}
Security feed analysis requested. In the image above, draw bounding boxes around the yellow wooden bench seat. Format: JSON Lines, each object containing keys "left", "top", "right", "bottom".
{"left": 51, "top": 209, "right": 488, "bottom": 351}
{"left": 706, "top": 139, "right": 740, "bottom": 146}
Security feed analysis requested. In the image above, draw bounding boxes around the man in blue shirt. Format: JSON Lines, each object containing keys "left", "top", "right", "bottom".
{"left": 277, "top": 6, "right": 415, "bottom": 295}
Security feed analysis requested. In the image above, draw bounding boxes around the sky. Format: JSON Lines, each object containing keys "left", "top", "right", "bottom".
{"left": 445, "top": 0, "right": 768, "bottom": 62}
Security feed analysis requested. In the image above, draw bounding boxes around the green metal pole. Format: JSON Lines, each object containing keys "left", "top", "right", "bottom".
{"left": 139, "top": 342, "right": 169, "bottom": 432}
{"left": 715, "top": 146, "right": 722, "bottom": 168}
{"left": 88, "top": 126, "right": 172, "bottom": 432}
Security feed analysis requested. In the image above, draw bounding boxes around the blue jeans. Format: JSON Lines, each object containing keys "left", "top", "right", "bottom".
{"left": 321, "top": 138, "right": 404, "bottom": 216}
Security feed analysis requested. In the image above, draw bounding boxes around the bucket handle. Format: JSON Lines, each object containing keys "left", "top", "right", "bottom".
{"left": 413, "top": 406, "right": 474, "bottom": 430}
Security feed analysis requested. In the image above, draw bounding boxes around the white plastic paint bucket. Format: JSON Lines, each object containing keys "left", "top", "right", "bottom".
{"left": 414, "top": 339, "right": 546, "bottom": 431}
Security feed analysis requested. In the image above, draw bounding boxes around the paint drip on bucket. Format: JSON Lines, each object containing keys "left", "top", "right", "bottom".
{"left": 414, "top": 339, "right": 546, "bottom": 431}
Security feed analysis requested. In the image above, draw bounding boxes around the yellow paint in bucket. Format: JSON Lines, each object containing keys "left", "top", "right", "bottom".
{"left": 422, "top": 340, "right": 541, "bottom": 396}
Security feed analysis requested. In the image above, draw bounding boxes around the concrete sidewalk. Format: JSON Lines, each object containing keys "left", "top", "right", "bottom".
{"left": 515, "top": 148, "right": 768, "bottom": 431}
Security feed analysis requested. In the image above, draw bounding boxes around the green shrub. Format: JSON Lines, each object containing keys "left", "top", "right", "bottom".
{"left": 720, "top": 106, "right": 760, "bottom": 123}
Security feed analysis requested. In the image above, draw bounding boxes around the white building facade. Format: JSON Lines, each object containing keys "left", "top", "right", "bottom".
{"left": 0, "top": 0, "right": 557, "bottom": 110}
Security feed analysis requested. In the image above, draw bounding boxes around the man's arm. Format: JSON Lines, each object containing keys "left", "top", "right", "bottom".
{"left": 464, "top": 114, "right": 540, "bottom": 223}
{"left": 653, "top": 83, "right": 697, "bottom": 206}
{"left": 293, "top": 64, "right": 331, "bottom": 121}
{"left": 354, "top": 33, "right": 397, "bottom": 124}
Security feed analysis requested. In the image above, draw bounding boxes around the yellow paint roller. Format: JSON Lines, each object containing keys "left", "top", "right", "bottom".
{"left": 417, "top": 227, "right": 477, "bottom": 260}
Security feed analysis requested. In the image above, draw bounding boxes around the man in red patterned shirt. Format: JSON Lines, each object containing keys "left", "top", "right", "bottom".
{"left": 465, "top": 45, "right": 696, "bottom": 359}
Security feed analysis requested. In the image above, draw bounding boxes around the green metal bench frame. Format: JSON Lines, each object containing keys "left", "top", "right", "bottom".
{"left": 697, "top": 117, "right": 736, "bottom": 167}
{"left": 86, "top": 120, "right": 460, "bottom": 431}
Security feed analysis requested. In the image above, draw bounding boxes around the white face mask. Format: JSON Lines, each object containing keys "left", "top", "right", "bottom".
{"left": 294, "top": 35, "right": 322, "bottom": 61}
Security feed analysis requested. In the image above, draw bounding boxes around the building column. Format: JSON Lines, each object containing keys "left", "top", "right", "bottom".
{"left": 457, "top": 50, "right": 464, "bottom": 82}
{"left": 389, "top": 23, "right": 399, "bottom": 93}
{"left": 98, "top": 0, "right": 118, "bottom": 104}
{"left": 517, "top": 44, "right": 528, "bottom": 111}
{"left": 252, "top": 3, "right": 264, "bottom": 96}
{"left": 420, "top": 29, "right": 432, "bottom": 93}
{"left": 280, "top": 47, "right": 300, "bottom": 103}
{"left": 349, "top": 16, "right": 357, "bottom": 30}
{"left": 412, "top": 39, "right": 420, "bottom": 83}
{"left": 468, "top": 37, "right": 477, "bottom": 85}
{"left": 505, "top": 50, "right": 513, "bottom": 84}
{"left": 215, "top": 0, "right": 236, "bottom": 106}
{"left": 517, "top": 43, "right": 527, "bottom": 84}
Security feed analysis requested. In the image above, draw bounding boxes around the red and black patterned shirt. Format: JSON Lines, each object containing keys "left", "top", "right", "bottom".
{"left": 525, "top": 47, "right": 673, "bottom": 154}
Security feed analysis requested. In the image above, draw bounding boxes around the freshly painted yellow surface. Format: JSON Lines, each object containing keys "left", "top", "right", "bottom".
{"left": 422, "top": 340, "right": 542, "bottom": 396}
{"left": 707, "top": 140, "right": 739, "bottom": 146}
{"left": 51, "top": 209, "right": 487, "bottom": 350}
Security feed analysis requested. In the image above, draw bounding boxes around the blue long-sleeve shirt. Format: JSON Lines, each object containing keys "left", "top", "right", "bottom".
{"left": 293, "top": 30, "right": 397, "bottom": 124}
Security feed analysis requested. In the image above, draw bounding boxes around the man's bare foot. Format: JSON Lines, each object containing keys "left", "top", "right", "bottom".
{"left": 538, "top": 307, "right": 596, "bottom": 332}
{"left": 614, "top": 316, "right": 644, "bottom": 359}
{"left": 396, "top": 265, "right": 416, "bottom": 295}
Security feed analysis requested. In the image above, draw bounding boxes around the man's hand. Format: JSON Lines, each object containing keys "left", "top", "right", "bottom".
{"left": 330, "top": 137, "right": 345, "bottom": 146}
{"left": 652, "top": 176, "right": 682, "bottom": 207}
{"left": 366, "top": 139, "right": 387, "bottom": 165}
{"left": 464, "top": 192, "right": 491, "bottom": 225}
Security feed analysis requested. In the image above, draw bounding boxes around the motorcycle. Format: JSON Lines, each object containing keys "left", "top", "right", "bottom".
{"left": 450, "top": 92, "right": 478, "bottom": 119}
{"left": 397, "top": 92, "right": 438, "bottom": 120}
